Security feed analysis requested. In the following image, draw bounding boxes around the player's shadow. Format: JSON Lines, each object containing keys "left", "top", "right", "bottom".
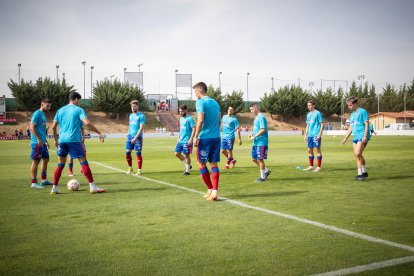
{"left": 226, "top": 190, "right": 308, "bottom": 199}
{"left": 108, "top": 187, "right": 168, "bottom": 193}
{"left": 378, "top": 175, "right": 414, "bottom": 181}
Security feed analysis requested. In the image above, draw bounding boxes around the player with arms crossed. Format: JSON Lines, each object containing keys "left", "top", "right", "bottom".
{"left": 50, "top": 92, "right": 105, "bottom": 194}
{"left": 29, "top": 98, "right": 53, "bottom": 188}
{"left": 126, "top": 100, "right": 146, "bottom": 175}
{"left": 175, "top": 104, "right": 195, "bottom": 175}
{"left": 303, "top": 100, "right": 324, "bottom": 172}
{"left": 193, "top": 82, "right": 221, "bottom": 201}
{"left": 221, "top": 106, "right": 242, "bottom": 169}
{"left": 342, "top": 96, "right": 370, "bottom": 181}
{"left": 249, "top": 103, "right": 271, "bottom": 182}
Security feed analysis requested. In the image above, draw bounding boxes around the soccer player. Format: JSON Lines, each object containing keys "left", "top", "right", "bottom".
{"left": 50, "top": 91, "right": 105, "bottom": 194}
{"left": 221, "top": 106, "right": 242, "bottom": 169}
{"left": 249, "top": 103, "right": 271, "bottom": 183}
{"left": 126, "top": 100, "right": 146, "bottom": 175}
{"left": 193, "top": 82, "right": 221, "bottom": 201}
{"left": 341, "top": 96, "right": 370, "bottom": 181}
{"left": 303, "top": 100, "right": 324, "bottom": 172}
{"left": 175, "top": 105, "right": 196, "bottom": 175}
{"left": 369, "top": 122, "right": 377, "bottom": 136}
{"left": 29, "top": 98, "right": 53, "bottom": 188}
{"left": 68, "top": 124, "right": 86, "bottom": 176}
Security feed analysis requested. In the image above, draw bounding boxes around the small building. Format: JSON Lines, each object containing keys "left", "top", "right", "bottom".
{"left": 369, "top": 111, "right": 414, "bottom": 130}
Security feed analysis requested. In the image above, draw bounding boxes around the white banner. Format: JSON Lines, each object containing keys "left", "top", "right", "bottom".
{"left": 125, "top": 72, "right": 143, "bottom": 86}
{"left": 176, "top": 74, "right": 192, "bottom": 87}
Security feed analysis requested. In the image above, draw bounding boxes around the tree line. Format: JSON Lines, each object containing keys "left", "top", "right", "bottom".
{"left": 8, "top": 77, "right": 414, "bottom": 119}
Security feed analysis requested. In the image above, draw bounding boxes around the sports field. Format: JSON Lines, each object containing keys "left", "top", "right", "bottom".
{"left": 0, "top": 136, "right": 413, "bottom": 275}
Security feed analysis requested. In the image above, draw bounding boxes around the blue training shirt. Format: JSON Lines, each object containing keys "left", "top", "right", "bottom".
{"left": 221, "top": 114, "right": 239, "bottom": 139}
{"left": 30, "top": 109, "right": 47, "bottom": 144}
{"left": 54, "top": 104, "right": 87, "bottom": 143}
{"left": 128, "top": 112, "right": 146, "bottom": 138}
{"left": 252, "top": 113, "right": 268, "bottom": 146}
{"left": 196, "top": 96, "right": 220, "bottom": 139}
{"left": 179, "top": 115, "right": 195, "bottom": 143}
{"left": 350, "top": 107, "right": 369, "bottom": 139}
{"left": 306, "top": 110, "right": 323, "bottom": 137}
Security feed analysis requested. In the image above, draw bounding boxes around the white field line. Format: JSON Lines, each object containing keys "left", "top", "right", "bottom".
{"left": 91, "top": 161, "right": 414, "bottom": 255}
{"left": 310, "top": 255, "right": 414, "bottom": 276}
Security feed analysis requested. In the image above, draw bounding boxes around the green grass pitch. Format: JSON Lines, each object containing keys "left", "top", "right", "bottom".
{"left": 0, "top": 136, "right": 413, "bottom": 275}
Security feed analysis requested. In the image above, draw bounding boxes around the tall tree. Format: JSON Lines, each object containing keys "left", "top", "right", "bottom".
{"left": 313, "top": 88, "right": 342, "bottom": 117}
{"left": 8, "top": 77, "right": 75, "bottom": 111}
{"left": 223, "top": 90, "right": 244, "bottom": 114}
{"left": 92, "top": 78, "right": 148, "bottom": 119}
{"left": 207, "top": 85, "right": 225, "bottom": 112}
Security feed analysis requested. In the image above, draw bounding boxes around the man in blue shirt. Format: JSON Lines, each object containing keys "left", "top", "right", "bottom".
{"left": 249, "top": 103, "right": 271, "bottom": 183}
{"left": 342, "top": 96, "right": 370, "bottom": 181}
{"left": 303, "top": 100, "right": 324, "bottom": 172}
{"left": 221, "top": 106, "right": 242, "bottom": 169}
{"left": 51, "top": 92, "right": 105, "bottom": 194}
{"left": 126, "top": 100, "right": 146, "bottom": 175}
{"left": 29, "top": 98, "right": 53, "bottom": 188}
{"left": 193, "top": 82, "right": 221, "bottom": 201}
{"left": 175, "top": 104, "right": 195, "bottom": 175}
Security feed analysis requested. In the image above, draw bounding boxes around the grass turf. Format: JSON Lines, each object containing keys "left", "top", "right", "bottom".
{"left": 0, "top": 135, "right": 413, "bottom": 275}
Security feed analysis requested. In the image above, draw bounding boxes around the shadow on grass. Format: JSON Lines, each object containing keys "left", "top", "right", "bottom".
{"left": 107, "top": 187, "right": 168, "bottom": 193}
{"left": 226, "top": 190, "right": 308, "bottom": 199}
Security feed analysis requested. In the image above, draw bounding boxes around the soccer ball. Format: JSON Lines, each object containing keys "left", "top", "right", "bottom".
{"left": 67, "top": 179, "right": 80, "bottom": 191}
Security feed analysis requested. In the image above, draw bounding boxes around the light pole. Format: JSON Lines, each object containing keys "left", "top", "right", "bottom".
{"left": 18, "top": 63, "right": 21, "bottom": 84}
{"left": 110, "top": 75, "right": 115, "bottom": 82}
{"left": 82, "top": 61, "right": 86, "bottom": 98}
{"left": 123, "top": 67, "right": 127, "bottom": 82}
{"left": 175, "top": 69, "right": 178, "bottom": 98}
{"left": 138, "top": 63, "right": 143, "bottom": 72}
{"left": 357, "top": 75, "right": 365, "bottom": 88}
{"left": 309, "top": 82, "right": 314, "bottom": 93}
{"left": 219, "top": 72, "right": 222, "bottom": 91}
{"left": 56, "top": 65, "right": 59, "bottom": 82}
{"left": 90, "top": 66, "right": 94, "bottom": 97}
{"left": 271, "top": 77, "right": 274, "bottom": 92}
{"left": 62, "top": 72, "right": 66, "bottom": 82}
{"left": 246, "top": 72, "right": 250, "bottom": 102}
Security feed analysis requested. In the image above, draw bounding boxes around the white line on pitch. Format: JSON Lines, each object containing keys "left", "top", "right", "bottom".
{"left": 310, "top": 255, "right": 414, "bottom": 276}
{"left": 91, "top": 161, "right": 414, "bottom": 255}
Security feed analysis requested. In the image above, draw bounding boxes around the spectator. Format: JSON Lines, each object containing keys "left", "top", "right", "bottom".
{"left": 15, "top": 129, "right": 19, "bottom": 137}
{"left": 27, "top": 126, "right": 31, "bottom": 137}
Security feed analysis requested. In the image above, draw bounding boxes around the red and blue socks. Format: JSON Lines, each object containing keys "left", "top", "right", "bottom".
{"left": 53, "top": 163, "right": 65, "bottom": 185}
{"left": 211, "top": 166, "right": 220, "bottom": 190}
{"left": 317, "top": 156, "right": 322, "bottom": 167}
{"left": 199, "top": 167, "right": 213, "bottom": 189}
{"left": 126, "top": 152, "right": 132, "bottom": 167}
{"left": 309, "top": 156, "right": 314, "bottom": 166}
{"left": 137, "top": 152, "right": 143, "bottom": 170}
{"left": 80, "top": 160, "right": 94, "bottom": 183}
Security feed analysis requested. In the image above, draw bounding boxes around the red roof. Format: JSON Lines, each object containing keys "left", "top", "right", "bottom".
{"left": 369, "top": 111, "right": 414, "bottom": 118}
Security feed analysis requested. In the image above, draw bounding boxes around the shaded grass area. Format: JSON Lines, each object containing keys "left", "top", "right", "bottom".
{"left": 0, "top": 136, "right": 413, "bottom": 275}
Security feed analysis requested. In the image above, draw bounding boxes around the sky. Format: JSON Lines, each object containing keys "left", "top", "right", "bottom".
{"left": 0, "top": 0, "right": 413, "bottom": 100}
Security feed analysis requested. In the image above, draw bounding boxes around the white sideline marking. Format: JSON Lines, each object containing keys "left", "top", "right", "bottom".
{"left": 310, "top": 255, "right": 414, "bottom": 276}
{"left": 91, "top": 161, "right": 414, "bottom": 256}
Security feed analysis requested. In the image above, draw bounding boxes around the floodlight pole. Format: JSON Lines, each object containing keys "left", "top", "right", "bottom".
{"left": 219, "top": 72, "right": 222, "bottom": 91}
{"left": 271, "top": 77, "right": 274, "bottom": 92}
{"left": 123, "top": 68, "right": 127, "bottom": 83}
{"left": 18, "top": 63, "right": 21, "bottom": 85}
{"left": 82, "top": 61, "right": 86, "bottom": 98}
{"left": 246, "top": 72, "right": 250, "bottom": 102}
{"left": 56, "top": 65, "right": 59, "bottom": 82}
{"left": 90, "top": 66, "right": 94, "bottom": 97}
{"left": 175, "top": 69, "right": 178, "bottom": 98}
